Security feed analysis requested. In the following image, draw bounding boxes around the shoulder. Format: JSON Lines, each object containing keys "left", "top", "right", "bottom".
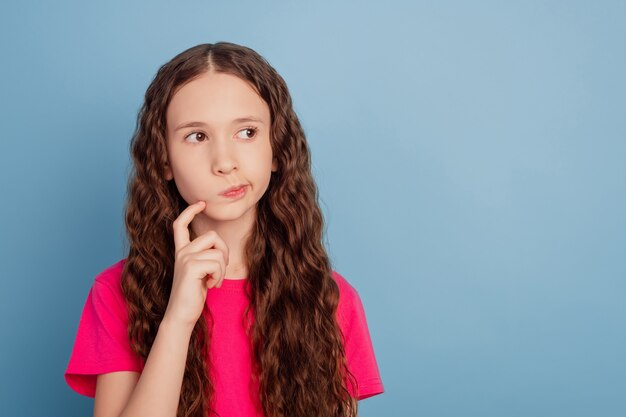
{"left": 90, "top": 258, "right": 128, "bottom": 314}
{"left": 93, "top": 258, "right": 127, "bottom": 288}
{"left": 331, "top": 269, "right": 358, "bottom": 298}
{"left": 330, "top": 269, "right": 363, "bottom": 326}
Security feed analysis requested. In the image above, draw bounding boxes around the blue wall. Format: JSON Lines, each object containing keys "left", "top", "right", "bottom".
{"left": 1, "top": 1, "right": 624, "bottom": 416}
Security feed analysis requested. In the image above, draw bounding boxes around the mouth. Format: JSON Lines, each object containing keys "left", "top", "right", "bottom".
{"left": 220, "top": 184, "right": 248, "bottom": 198}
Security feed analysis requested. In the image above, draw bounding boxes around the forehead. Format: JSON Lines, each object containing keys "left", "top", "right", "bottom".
{"left": 166, "top": 71, "right": 270, "bottom": 128}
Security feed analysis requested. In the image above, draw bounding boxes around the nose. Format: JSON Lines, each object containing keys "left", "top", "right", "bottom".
{"left": 210, "top": 136, "right": 238, "bottom": 175}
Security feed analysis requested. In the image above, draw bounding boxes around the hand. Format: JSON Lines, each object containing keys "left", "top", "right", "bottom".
{"left": 163, "top": 200, "right": 230, "bottom": 327}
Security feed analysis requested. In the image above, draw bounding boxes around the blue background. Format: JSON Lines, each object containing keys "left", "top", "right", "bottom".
{"left": 1, "top": 1, "right": 625, "bottom": 416}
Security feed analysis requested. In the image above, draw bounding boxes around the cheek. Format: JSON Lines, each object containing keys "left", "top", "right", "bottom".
{"left": 171, "top": 149, "right": 206, "bottom": 173}
{"left": 171, "top": 163, "right": 209, "bottom": 196}
{"left": 243, "top": 145, "right": 273, "bottom": 170}
{"left": 253, "top": 155, "right": 274, "bottom": 176}
{"left": 171, "top": 178, "right": 195, "bottom": 207}
{"left": 171, "top": 164, "right": 195, "bottom": 183}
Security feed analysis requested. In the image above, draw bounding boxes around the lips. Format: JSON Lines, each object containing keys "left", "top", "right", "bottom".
{"left": 220, "top": 184, "right": 247, "bottom": 196}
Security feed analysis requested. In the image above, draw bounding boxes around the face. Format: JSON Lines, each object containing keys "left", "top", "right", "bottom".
{"left": 164, "top": 70, "right": 277, "bottom": 226}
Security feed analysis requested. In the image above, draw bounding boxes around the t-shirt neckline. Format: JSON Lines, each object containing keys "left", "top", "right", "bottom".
{"left": 216, "top": 277, "right": 248, "bottom": 291}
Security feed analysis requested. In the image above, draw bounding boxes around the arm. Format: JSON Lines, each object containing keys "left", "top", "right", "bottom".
{"left": 95, "top": 317, "right": 195, "bottom": 417}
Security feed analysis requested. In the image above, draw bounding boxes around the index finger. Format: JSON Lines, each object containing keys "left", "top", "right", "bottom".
{"left": 173, "top": 200, "right": 206, "bottom": 252}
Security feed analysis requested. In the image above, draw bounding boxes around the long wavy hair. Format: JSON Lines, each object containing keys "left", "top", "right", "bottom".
{"left": 121, "top": 42, "right": 358, "bottom": 417}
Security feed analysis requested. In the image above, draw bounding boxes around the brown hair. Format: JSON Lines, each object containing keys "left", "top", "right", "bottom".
{"left": 121, "top": 42, "right": 358, "bottom": 417}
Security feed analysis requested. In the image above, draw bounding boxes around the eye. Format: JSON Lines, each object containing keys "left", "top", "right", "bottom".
{"left": 184, "top": 131, "right": 207, "bottom": 143}
{"left": 237, "top": 126, "right": 258, "bottom": 140}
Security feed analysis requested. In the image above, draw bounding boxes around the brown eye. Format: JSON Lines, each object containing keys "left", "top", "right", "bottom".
{"left": 184, "top": 132, "right": 207, "bottom": 143}
{"left": 236, "top": 127, "right": 258, "bottom": 140}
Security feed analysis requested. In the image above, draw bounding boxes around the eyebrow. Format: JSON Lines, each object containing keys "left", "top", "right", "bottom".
{"left": 174, "top": 116, "right": 264, "bottom": 131}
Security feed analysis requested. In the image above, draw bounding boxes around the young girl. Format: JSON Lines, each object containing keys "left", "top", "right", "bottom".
{"left": 64, "top": 41, "right": 384, "bottom": 417}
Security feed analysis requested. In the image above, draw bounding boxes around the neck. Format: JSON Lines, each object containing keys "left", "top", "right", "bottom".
{"left": 188, "top": 208, "right": 254, "bottom": 280}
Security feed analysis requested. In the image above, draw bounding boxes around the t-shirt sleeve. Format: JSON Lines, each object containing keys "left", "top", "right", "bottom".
{"left": 334, "top": 271, "right": 385, "bottom": 401}
{"left": 64, "top": 265, "right": 144, "bottom": 398}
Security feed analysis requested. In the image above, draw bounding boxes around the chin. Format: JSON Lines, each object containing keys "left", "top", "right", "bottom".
{"left": 210, "top": 203, "right": 255, "bottom": 220}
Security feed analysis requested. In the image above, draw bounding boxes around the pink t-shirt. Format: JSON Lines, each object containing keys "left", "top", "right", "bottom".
{"left": 64, "top": 259, "right": 384, "bottom": 414}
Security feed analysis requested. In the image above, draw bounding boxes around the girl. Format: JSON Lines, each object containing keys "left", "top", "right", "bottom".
{"left": 64, "top": 42, "right": 384, "bottom": 417}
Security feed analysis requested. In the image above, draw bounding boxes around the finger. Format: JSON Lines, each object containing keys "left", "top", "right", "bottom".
{"left": 188, "top": 250, "right": 227, "bottom": 286}
{"left": 194, "top": 259, "right": 224, "bottom": 289}
{"left": 173, "top": 201, "right": 206, "bottom": 253}
{"left": 188, "top": 258, "right": 222, "bottom": 289}
{"left": 185, "top": 229, "right": 230, "bottom": 267}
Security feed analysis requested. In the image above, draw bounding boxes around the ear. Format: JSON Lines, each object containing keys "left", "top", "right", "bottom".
{"left": 164, "top": 162, "right": 173, "bottom": 181}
